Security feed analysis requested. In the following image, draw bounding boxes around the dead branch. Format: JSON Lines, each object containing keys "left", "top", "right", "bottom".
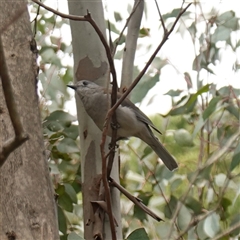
{"left": 109, "top": 177, "right": 162, "bottom": 221}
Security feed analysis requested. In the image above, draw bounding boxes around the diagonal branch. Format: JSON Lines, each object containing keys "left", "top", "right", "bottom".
{"left": 154, "top": 0, "right": 167, "bottom": 33}
{"left": 109, "top": 177, "right": 162, "bottom": 221}
{"left": 112, "top": 0, "right": 142, "bottom": 56}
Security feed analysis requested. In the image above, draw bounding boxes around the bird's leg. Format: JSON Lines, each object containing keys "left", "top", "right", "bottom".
{"left": 110, "top": 121, "right": 121, "bottom": 130}
{"left": 108, "top": 141, "right": 119, "bottom": 151}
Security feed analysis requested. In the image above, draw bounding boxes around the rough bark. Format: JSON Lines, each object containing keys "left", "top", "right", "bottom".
{"left": 68, "top": 0, "right": 122, "bottom": 239}
{"left": 0, "top": 1, "right": 59, "bottom": 239}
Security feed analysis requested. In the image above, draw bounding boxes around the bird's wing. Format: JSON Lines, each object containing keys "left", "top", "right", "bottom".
{"left": 119, "top": 95, "right": 162, "bottom": 135}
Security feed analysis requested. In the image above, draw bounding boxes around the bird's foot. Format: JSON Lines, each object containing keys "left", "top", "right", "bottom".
{"left": 111, "top": 121, "right": 121, "bottom": 130}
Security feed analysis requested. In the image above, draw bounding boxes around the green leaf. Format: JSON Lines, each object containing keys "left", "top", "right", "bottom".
{"left": 58, "top": 206, "right": 67, "bottom": 234}
{"left": 174, "top": 128, "right": 194, "bottom": 147}
{"left": 131, "top": 73, "right": 159, "bottom": 104}
{"left": 139, "top": 28, "right": 150, "bottom": 37}
{"left": 215, "top": 173, "right": 237, "bottom": 189}
{"left": 170, "top": 178, "right": 183, "bottom": 191}
{"left": 64, "top": 183, "right": 78, "bottom": 204}
{"left": 212, "top": 26, "right": 231, "bottom": 43}
{"left": 169, "top": 95, "right": 197, "bottom": 115}
{"left": 56, "top": 184, "right": 65, "bottom": 196}
{"left": 44, "top": 121, "right": 65, "bottom": 133}
{"left": 162, "top": 8, "right": 190, "bottom": 19}
{"left": 169, "top": 84, "right": 210, "bottom": 116}
{"left": 114, "top": 11, "right": 122, "bottom": 22}
{"left": 45, "top": 110, "right": 76, "bottom": 125}
{"left": 51, "top": 146, "right": 72, "bottom": 161}
{"left": 226, "top": 104, "right": 240, "bottom": 120}
{"left": 220, "top": 197, "right": 232, "bottom": 212}
{"left": 185, "top": 196, "right": 202, "bottom": 215}
{"left": 58, "top": 192, "right": 74, "bottom": 212}
{"left": 60, "top": 235, "right": 68, "bottom": 240}
{"left": 133, "top": 192, "right": 152, "bottom": 222}
{"left": 177, "top": 204, "right": 192, "bottom": 230}
{"left": 230, "top": 214, "right": 240, "bottom": 236}
{"left": 67, "top": 232, "right": 84, "bottom": 240}
{"left": 43, "top": 111, "right": 76, "bottom": 133}
{"left": 203, "top": 213, "right": 220, "bottom": 237}
{"left": 217, "top": 11, "right": 238, "bottom": 30}
{"left": 164, "top": 195, "right": 178, "bottom": 219}
{"left": 164, "top": 89, "right": 183, "bottom": 97}
{"left": 197, "top": 220, "right": 209, "bottom": 240}
{"left": 57, "top": 138, "right": 79, "bottom": 153}
{"left": 231, "top": 142, "right": 240, "bottom": 170}
{"left": 188, "top": 166, "right": 212, "bottom": 183}
{"left": 113, "top": 35, "right": 126, "bottom": 46}
{"left": 192, "top": 116, "right": 205, "bottom": 138}
{"left": 203, "top": 96, "right": 221, "bottom": 120}
{"left": 63, "top": 124, "right": 79, "bottom": 140}
{"left": 126, "top": 228, "right": 150, "bottom": 240}
{"left": 62, "top": 67, "right": 74, "bottom": 85}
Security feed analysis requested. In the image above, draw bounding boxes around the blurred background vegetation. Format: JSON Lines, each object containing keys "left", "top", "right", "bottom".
{"left": 30, "top": 1, "right": 240, "bottom": 239}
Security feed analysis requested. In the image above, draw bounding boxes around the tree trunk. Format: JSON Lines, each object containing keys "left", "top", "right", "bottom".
{"left": 68, "top": 0, "right": 122, "bottom": 239}
{"left": 0, "top": 1, "right": 59, "bottom": 239}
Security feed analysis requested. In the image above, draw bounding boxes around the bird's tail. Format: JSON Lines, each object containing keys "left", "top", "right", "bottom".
{"left": 148, "top": 137, "right": 178, "bottom": 171}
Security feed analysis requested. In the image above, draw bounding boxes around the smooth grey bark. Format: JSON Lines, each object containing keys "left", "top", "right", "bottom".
{"left": 120, "top": 0, "right": 144, "bottom": 91}
{"left": 0, "top": 1, "right": 59, "bottom": 239}
{"left": 68, "top": 0, "right": 122, "bottom": 239}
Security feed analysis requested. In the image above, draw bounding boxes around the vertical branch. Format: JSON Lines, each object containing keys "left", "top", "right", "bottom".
{"left": 120, "top": 0, "right": 144, "bottom": 90}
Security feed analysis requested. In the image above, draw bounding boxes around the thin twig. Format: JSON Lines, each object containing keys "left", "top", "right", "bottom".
{"left": 154, "top": 0, "right": 167, "bottom": 33}
{"left": 175, "top": 210, "right": 215, "bottom": 240}
{"left": 212, "top": 222, "right": 240, "bottom": 240}
{"left": 112, "top": 0, "right": 142, "bottom": 56}
{"left": 0, "top": 9, "right": 29, "bottom": 167}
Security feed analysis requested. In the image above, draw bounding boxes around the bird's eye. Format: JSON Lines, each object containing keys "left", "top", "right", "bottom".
{"left": 82, "top": 81, "right": 88, "bottom": 86}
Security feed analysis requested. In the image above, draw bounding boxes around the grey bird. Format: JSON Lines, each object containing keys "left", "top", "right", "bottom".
{"left": 67, "top": 80, "right": 178, "bottom": 171}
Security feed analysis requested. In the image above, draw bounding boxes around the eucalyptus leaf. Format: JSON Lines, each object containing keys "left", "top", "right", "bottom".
{"left": 203, "top": 96, "right": 221, "bottom": 120}
{"left": 230, "top": 142, "right": 240, "bottom": 170}
{"left": 58, "top": 206, "right": 67, "bottom": 234}
{"left": 203, "top": 213, "right": 220, "bottom": 238}
{"left": 67, "top": 232, "right": 84, "bottom": 240}
{"left": 64, "top": 183, "right": 78, "bottom": 204}
{"left": 131, "top": 73, "right": 159, "bottom": 104}
{"left": 58, "top": 192, "right": 74, "bottom": 212}
{"left": 57, "top": 138, "right": 79, "bottom": 153}
{"left": 174, "top": 129, "right": 194, "bottom": 147}
{"left": 177, "top": 204, "right": 192, "bottom": 230}
{"left": 127, "top": 228, "right": 150, "bottom": 240}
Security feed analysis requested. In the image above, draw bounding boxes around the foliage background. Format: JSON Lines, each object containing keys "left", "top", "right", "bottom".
{"left": 29, "top": 1, "right": 240, "bottom": 239}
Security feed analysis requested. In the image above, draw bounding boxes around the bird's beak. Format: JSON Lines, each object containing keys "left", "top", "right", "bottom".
{"left": 67, "top": 84, "right": 76, "bottom": 90}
